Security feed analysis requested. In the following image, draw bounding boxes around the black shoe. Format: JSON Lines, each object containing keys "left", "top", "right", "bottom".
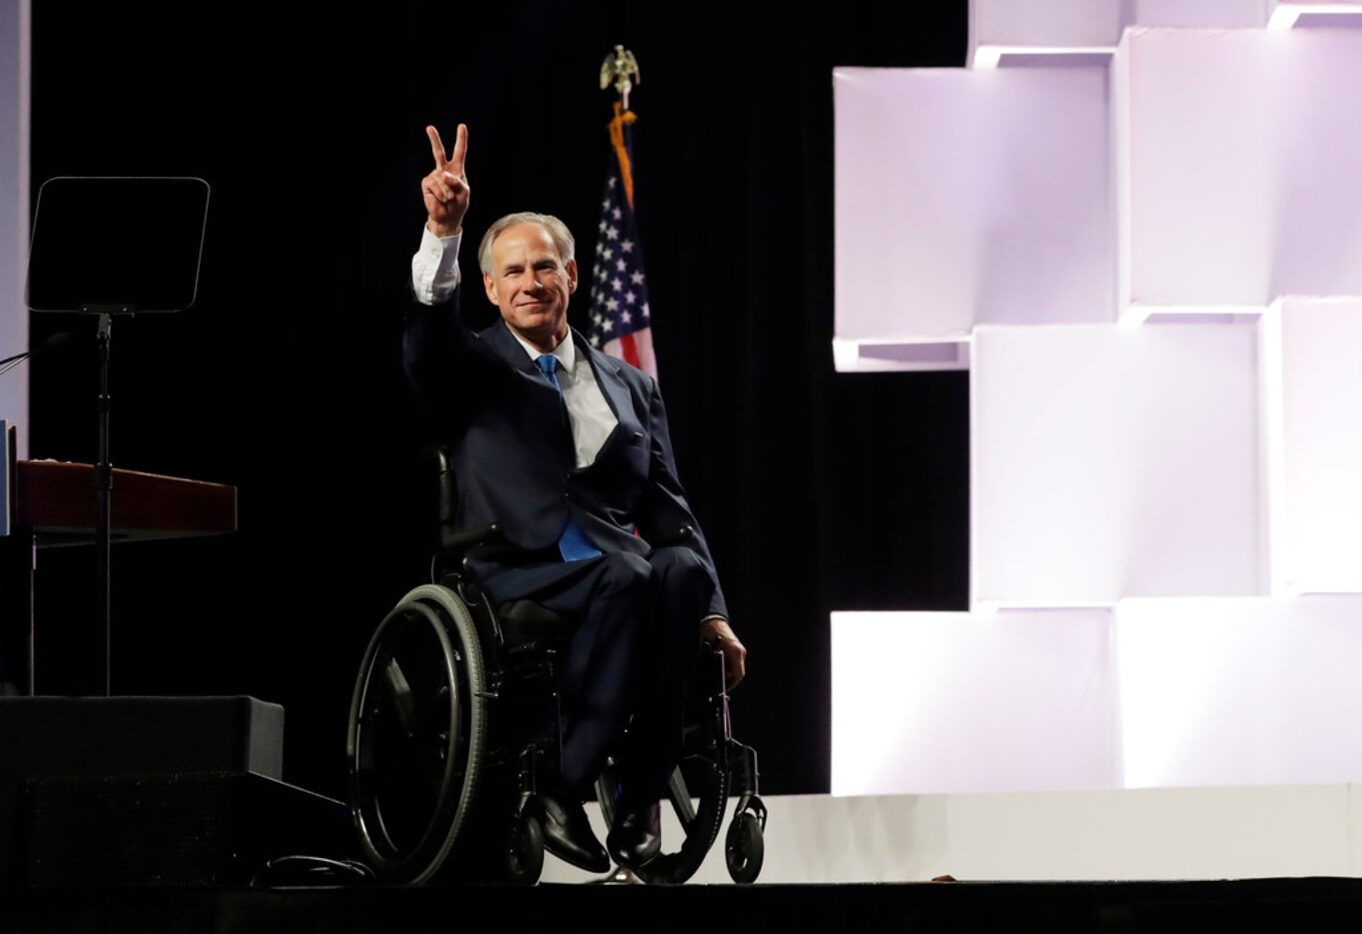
{"left": 534, "top": 786, "right": 610, "bottom": 873}
{"left": 606, "top": 801, "right": 661, "bottom": 869}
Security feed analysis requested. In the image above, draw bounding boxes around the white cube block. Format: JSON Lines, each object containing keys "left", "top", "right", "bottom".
{"left": 971, "top": 324, "right": 1263, "bottom": 607}
{"left": 831, "top": 609, "right": 1117, "bottom": 796}
{"left": 970, "top": 0, "right": 1269, "bottom": 66}
{"left": 834, "top": 67, "right": 1112, "bottom": 372}
{"left": 1117, "top": 596, "right": 1362, "bottom": 787}
{"left": 1266, "top": 299, "right": 1362, "bottom": 593}
{"left": 1120, "top": 28, "right": 1362, "bottom": 311}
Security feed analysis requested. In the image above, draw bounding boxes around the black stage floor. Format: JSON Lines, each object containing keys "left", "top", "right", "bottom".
{"left": 7, "top": 878, "right": 1362, "bottom": 933}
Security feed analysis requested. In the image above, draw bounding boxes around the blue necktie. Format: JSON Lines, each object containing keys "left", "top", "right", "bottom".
{"left": 536, "top": 354, "right": 604, "bottom": 562}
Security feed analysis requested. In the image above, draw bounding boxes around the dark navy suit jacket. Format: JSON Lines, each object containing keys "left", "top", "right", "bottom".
{"left": 403, "top": 288, "right": 728, "bottom": 621}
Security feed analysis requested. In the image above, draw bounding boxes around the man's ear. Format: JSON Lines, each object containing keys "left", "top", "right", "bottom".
{"left": 483, "top": 272, "right": 498, "bottom": 305}
{"left": 566, "top": 257, "right": 578, "bottom": 293}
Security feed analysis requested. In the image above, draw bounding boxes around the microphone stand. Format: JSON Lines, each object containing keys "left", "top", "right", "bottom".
{"left": 95, "top": 313, "right": 113, "bottom": 695}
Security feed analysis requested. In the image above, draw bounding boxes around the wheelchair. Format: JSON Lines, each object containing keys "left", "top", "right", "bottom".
{"left": 346, "top": 449, "right": 767, "bottom": 885}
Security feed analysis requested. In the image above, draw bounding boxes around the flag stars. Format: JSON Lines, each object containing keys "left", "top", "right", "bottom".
{"left": 606, "top": 297, "right": 620, "bottom": 312}
{"left": 620, "top": 310, "right": 632, "bottom": 324}
{"left": 608, "top": 177, "right": 618, "bottom": 188}
{"left": 641, "top": 303, "right": 650, "bottom": 318}
{"left": 625, "top": 291, "right": 637, "bottom": 305}
{"left": 601, "top": 246, "right": 614, "bottom": 261}
{"left": 630, "top": 271, "right": 644, "bottom": 285}
{"left": 611, "top": 207, "right": 622, "bottom": 221}
{"left": 615, "top": 258, "right": 627, "bottom": 272}
{"left": 606, "top": 225, "right": 620, "bottom": 240}
{"left": 602, "top": 319, "right": 614, "bottom": 332}
{"left": 621, "top": 240, "right": 635, "bottom": 253}
{"left": 611, "top": 277, "right": 623, "bottom": 291}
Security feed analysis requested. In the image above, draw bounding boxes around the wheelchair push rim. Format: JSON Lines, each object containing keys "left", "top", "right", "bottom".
{"left": 347, "top": 584, "right": 487, "bottom": 884}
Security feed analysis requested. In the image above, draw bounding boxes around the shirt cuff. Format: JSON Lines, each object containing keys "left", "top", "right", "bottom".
{"left": 411, "top": 225, "right": 463, "bottom": 305}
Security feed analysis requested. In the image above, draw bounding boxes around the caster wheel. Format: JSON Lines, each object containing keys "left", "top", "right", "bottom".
{"left": 504, "top": 810, "right": 545, "bottom": 885}
{"left": 725, "top": 811, "right": 764, "bottom": 884}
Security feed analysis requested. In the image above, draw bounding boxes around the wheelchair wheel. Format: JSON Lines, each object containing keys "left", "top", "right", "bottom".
{"left": 348, "top": 584, "right": 487, "bottom": 884}
{"left": 724, "top": 810, "right": 764, "bottom": 884}
{"left": 596, "top": 756, "right": 729, "bottom": 885}
{"left": 503, "top": 809, "right": 545, "bottom": 885}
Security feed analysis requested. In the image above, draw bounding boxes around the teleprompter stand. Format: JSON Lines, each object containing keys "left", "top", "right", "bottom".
{"left": 25, "top": 176, "right": 210, "bottom": 695}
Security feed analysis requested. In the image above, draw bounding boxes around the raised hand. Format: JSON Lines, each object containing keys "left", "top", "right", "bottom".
{"left": 422, "top": 123, "right": 470, "bottom": 237}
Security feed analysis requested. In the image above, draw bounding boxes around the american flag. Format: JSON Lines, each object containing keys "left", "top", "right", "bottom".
{"left": 587, "top": 106, "right": 657, "bottom": 378}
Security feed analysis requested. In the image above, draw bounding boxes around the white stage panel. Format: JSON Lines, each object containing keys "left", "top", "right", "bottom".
{"left": 831, "top": 610, "right": 1116, "bottom": 797}
{"left": 972, "top": 324, "right": 1262, "bottom": 607}
{"left": 0, "top": 0, "right": 28, "bottom": 457}
{"left": 1269, "top": 1, "right": 1362, "bottom": 29}
{"left": 970, "top": 0, "right": 1270, "bottom": 66}
{"left": 969, "top": 0, "right": 1123, "bottom": 59}
{"left": 1117, "top": 596, "right": 1362, "bottom": 788}
{"left": 1122, "top": 28, "right": 1362, "bottom": 310}
{"left": 833, "top": 67, "right": 1112, "bottom": 371}
{"left": 1272, "top": 299, "right": 1362, "bottom": 594}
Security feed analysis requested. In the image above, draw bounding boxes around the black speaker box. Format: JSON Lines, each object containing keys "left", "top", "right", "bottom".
{"left": 19, "top": 771, "right": 355, "bottom": 888}
{"left": 0, "top": 696, "right": 287, "bottom": 888}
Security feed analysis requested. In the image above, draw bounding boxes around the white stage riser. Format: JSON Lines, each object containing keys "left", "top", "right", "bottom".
{"left": 539, "top": 784, "right": 1362, "bottom": 884}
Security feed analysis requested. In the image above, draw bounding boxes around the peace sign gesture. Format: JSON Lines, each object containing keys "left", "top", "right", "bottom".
{"left": 422, "top": 123, "right": 470, "bottom": 238}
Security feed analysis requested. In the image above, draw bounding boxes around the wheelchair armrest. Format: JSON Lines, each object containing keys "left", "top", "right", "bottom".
{"left": 440, "top": 522, "right": 503, "bottom": 556}
{"left": 650, "top": 524, "right": 695, "bottom": 548}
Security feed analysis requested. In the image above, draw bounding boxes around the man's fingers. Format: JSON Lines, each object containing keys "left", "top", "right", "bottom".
{"left": 422, "top": 177, "right": 452, "bottom": 205}
{"left": 727, "top": 653, "right": 745, "bottom": 689}
{"left": 426, "top": 125, "right": 447, "bottom": 169}
{"left": 449, "top": 123, "right": 468, "bottom": 176}
{"left": 723, "top": 642, "right": 746, "bottom": 689}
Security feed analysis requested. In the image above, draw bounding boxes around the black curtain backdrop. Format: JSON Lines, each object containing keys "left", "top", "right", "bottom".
{"left": 27, "top": 0, "right": 968, "bottom": 798}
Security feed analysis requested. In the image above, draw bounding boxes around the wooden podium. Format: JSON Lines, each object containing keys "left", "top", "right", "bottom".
{"left": 0, "top": 459, "right": 237, "bottom": 695}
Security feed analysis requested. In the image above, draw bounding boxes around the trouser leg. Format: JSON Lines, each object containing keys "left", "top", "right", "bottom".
{"left": 474, "top": 546, "right": 712, "bottom": 801}
{"left": 617, "top": 545, "right": 714, "bottom": 806}
{"left": 529, "top": 552, "right": 653, "bottom": 793}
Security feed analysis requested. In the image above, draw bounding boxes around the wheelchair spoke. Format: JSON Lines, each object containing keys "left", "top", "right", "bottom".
{"left": 381, "top": 657, "right": 417, "bottom": 735}
{"left": 667, "top": 768, "right": 697, "bottom": 828}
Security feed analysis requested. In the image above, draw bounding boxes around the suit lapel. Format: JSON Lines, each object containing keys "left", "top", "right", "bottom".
{"left": 576, "top": 332, "right": 632, "bottom": 422}
{"left": 481, "top": 320, "right": 574, "bottom": 459}
{"left": 482, "top": 319, "right": 542, "bottom": 377}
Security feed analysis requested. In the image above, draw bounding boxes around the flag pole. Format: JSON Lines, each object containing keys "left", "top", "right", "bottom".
{"left": 588, "top": 44, "right": 658, "bottom": 378}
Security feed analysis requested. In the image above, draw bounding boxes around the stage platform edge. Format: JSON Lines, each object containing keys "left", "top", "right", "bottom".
{"left": 540, "top": 783, "right": 1362, "bottom": 883}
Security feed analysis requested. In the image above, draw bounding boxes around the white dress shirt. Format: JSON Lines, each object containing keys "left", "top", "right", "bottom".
{"left": 412, "top": 226, "right": 618, "bottom": 468}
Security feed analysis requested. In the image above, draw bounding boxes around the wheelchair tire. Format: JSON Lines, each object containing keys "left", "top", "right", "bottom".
{"left": 503, "top": 810, "right": 545, "bottom": 885}
{"left": 724, "top": 810, "right": 764, "bottom": 884}
{"left": 596, "top": 757, "right": 729, "bottom": 885}
{"left": 348, "top": 584, "right": 487, "bottom": 884}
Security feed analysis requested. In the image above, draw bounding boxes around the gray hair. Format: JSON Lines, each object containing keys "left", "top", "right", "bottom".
{"left": 477, "top": 212, "right": 576, "bottom": 275}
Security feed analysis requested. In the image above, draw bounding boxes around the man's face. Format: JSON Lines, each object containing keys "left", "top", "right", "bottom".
{"left": 482, "top": 222, "right": 577, "bottom": 351}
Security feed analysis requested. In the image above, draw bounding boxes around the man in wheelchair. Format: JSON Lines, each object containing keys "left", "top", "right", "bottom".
{"left": 401, "top": 122, "right": 748, "bottom": 872}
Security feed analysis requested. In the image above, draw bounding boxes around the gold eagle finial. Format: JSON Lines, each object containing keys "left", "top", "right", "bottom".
{"left": 599, "top": 44, "right": 641, "bottom": 110}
